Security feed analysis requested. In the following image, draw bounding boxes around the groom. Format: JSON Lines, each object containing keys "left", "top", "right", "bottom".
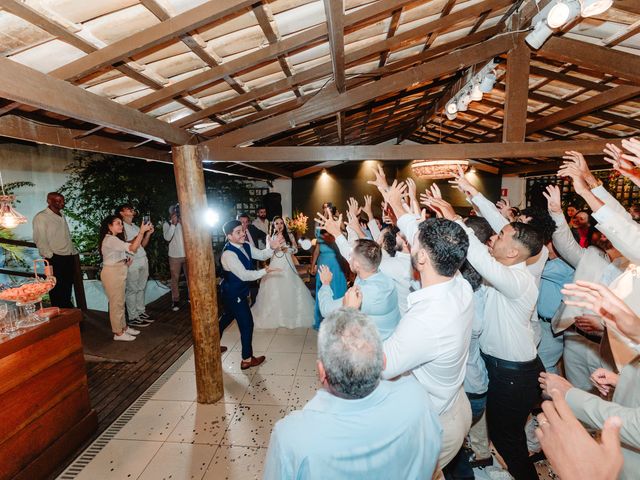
{"left": 219, "top": 220, "right": 283, "bottom": 370}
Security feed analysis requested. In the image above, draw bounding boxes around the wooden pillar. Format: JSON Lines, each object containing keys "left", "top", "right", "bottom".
{"left": 172, "top": 145, "right": 223, "bottom": 404}
{"left": 502, "top": 40, "right": 531, "bottom": 143}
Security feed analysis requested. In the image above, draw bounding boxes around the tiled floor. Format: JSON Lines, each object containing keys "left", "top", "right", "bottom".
{"left": 60, "top": 323, "right": 555, "bottom": 480}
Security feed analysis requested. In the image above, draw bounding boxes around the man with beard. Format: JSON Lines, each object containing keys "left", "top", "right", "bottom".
{"left": 544, "top": 184, "right": 627, "bottom": 392}
{"left": 252, "top": 207, "right": 269, "bottom": 236}
{"left": 374, "top": 180, "right": 473, "bottom": 475}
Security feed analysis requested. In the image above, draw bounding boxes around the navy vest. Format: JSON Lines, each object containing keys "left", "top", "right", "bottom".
{"left": 221, "top": 242, "right": 254, "bottom": 298}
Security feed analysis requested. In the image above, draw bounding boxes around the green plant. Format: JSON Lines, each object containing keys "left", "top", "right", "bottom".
{"left": 60, "top": 151, "right": 259, "bottom": 279}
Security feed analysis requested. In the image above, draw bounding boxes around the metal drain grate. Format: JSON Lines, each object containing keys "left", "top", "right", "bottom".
{"left": 57, "top": 346, "right": 194, "bottom": 479}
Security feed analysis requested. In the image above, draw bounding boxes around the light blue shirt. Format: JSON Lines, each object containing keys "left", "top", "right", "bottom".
{"left": 263, "top": 376, "right": 442, "bottom": 480}
{"left": 464, "top": 286, "right": 489, "bottom": 395}
{"left": 318, "top": 271, "right": 400, "bottom": 340}
{"left": 537, "top": 257, "right": 575, "bottom": 320}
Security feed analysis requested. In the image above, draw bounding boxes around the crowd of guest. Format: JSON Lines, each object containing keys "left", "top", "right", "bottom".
{"left": 261, "top": 137, "right": 640, "bottom": 480}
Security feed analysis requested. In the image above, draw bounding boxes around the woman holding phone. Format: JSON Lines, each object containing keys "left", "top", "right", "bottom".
{"left": 99, "top": 214, "right": 153, "bottom": 341}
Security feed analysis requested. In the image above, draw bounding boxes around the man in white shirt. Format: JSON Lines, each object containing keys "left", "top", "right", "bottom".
{"left": 219, "top": 220, "right": 283, "bottom": 369}
{"left": 116, "top": 204, "right": 154, "bottom": 327}
{"left": 163, "top": 204, "right": 187, "bottom": 312}
{"left": 32, "top": 192, "right": 78, "bottom": 308}
{"left": 252, "top": 207, "right": 269, "bottom": 235}
{"left": 428, "top": 196, "right": 544, "bottom": 480}
{"left": 379, "top": 182, "right": 474, "bottom": 472}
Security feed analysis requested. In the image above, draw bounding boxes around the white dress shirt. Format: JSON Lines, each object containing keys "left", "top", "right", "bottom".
{"left": 253, "top": 217, "right": 269, "bottom": 235}
{"left": 32, "top": 207, "right": 77, "bottom": 258}
{"left": 593, "top": 204, "right": 640, "bottom": 265}
{"left": 457, "top": 219, "right": 538, "bottom": 362}
{"left": 123, "top": 222, "right": 146, "bottom": 259}
{"left": 383, "top": 273, "right": 474, "bottom": 415}
{"left": 380, "top": 251, "right": 413, "bottom": 315}
{"left": 163, "top": 222, "right": 185, "bottom": 258}
{"left": 101, "top": 235, "right": 130, "bottom": 265}
{"left": 220, "top": 242, "right": 273, "bottom": 282}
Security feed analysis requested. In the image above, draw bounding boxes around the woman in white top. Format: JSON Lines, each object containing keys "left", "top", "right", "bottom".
{"left": 99, "top": 215, "right": 152, "bottom": 341}
{"left": 252, "top": 216, "right": 314, "bottom": 329}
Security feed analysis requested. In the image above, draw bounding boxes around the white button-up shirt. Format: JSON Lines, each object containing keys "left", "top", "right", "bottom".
{"left": 383, "top": 273, "right": 474, "bottom": 414}
{"left": 123, "top": 222, "right": 146, "bottom": 259}
{"left": 220, "top": 241, "right": 273, "bottom": 282}
{"left": 163, "top": 222, "right": 185, "bottom": 258}
{"left": 32, "top": 207, "right": 77, "bottom": 258}
{"left": 457, "top": 219, "right": 538, "bottom": 362}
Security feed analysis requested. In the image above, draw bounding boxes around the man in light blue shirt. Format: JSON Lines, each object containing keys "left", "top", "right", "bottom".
{"left": 317, "top": 239, "right": 400, "bottom": 340}
{"left": 263, "top": 308, "right": 442, "bottom": 480}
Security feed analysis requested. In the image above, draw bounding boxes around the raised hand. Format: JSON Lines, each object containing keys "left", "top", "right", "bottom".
{"left": 590, "top": 368, "right": 619, "bottom": 397}
{"left": 424, "top": 197, "right": 457, "bottom": 221}
{"left": 315, "top": 210, "right": 343, "bottom": 239}
{"left": 449, "top": 165, "right": 479, "bottom": 198}
{"left": 346, "top": 197, "right": 361, "bottom": 219}
{"left": 268, "top": 233, "right": 285, "bottom": 250}
{"left": 496, "top": 198, "right": 513, "bottom": 220}
{"left": 381, "top": 180, "right": 408, "bottom": 218}
{"left": 362, "top": 195, "right": 374, "bottom": 220}
{"left": 318, "top": 265, "right": 333, "bottom": 286}
{"left": 557, "top": 162, "right": 589, "bottom": 195}
{"left": 405, "top": 177, "right": 421, "bottom": 215}
{"left": 562, "top": 280, "right": 640, "bottom": 344}
{"left": 604, "top": 142, "right": 640, "bottom": 188}
{"left": 535, "top": 388, "right": 623, "bottom": 480}
{"left": 621, "top": 137, "right": 640, "bottom": 166}
{"left": 343, "top": 285, "right": 363, "bottom": 309}
{"left": 563, "top": 150, "right": 598, "bottom": 188}
{"left": 542, "top": 184, "right": 562, "bottom": 214}
{"left": 345, "top": 211, "right": 365, "bottom": 239}
{"left": 367, "top": 164, "right": 389, "bottom": 192}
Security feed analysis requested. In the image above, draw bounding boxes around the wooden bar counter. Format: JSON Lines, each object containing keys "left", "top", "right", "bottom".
{"left": 0, "top": 308, "right": 97, "bottom": 480}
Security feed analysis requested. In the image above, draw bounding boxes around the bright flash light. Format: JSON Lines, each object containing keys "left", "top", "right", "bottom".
{"left": 204, "top": 208, "right": 219, "bottom": 227}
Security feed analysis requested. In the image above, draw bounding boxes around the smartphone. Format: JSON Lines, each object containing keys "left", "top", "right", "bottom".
{"left": 143, "top": 213, "right": 151, "bottom": 225}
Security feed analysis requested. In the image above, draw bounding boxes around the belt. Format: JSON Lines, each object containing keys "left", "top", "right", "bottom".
{"left": 466, "top": 391, "right": 487, "bottom": 400}
{"left": 569, "top": 325, "right": 602, "bottom": 344}
{"left": 539, "top": 315, "right": 553, "bottom": 323}
{"left": 481, "top": 353, "right": 542, "bottom": 372}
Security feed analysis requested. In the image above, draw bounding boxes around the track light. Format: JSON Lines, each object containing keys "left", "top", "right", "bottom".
{"left": 479, "top": 71, "right": 496, "bottom": 93}
{"left": 445, "top": 111, "right": 458, "bottom": 121}
{"left": 579, "top": 0, "right": 613, "bottom": 17}
{"left": 470, "top": 83, "right": 484, "bottom": 101}
{"left": 547, "top": 0, "right": 581, "bottom": 28}
{"left": 456, "top": 94, "right": 469, "bottom": 112}
{"left": 525, "top": 19, "right": 555, "bottom": 49}
{"left": 446, "top": 101, "right": 458, "bottom": 115}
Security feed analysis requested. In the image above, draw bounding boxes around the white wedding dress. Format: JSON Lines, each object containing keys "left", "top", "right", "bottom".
{"left": 252, "top": 238, "right": 314, "bottom": 330}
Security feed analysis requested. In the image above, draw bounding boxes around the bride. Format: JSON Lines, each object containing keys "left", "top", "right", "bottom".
{"left": 252, "top": 216, "right": 314, "bottom": 329}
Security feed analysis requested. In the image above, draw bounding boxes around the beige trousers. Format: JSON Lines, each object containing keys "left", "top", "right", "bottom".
{"left": 438, "top": 389, "right": 473, "bottom": 469}
{"left": 469, "top": 409, "right": 491, "bottom": 459}
{"left": 169, "top": 256, "right": 188, "bottom": 302}
{"left": 101, "top": 263, "right": 128, "bottom": 334}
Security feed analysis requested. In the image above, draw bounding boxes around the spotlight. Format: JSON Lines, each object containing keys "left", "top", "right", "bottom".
{"left": 479, "top": 71, "right": 496, "bottom": 93}
{"left": 525, "top": 20, "right": 554, "bottom": 49}
{"left": 580, "top": 0, "right": 613, "bottom": 17}
{"left": 470, "top": 83, "right": 483, "bottom": 101}
{"left": 456, "top": 95, "right": 469, "bottom": 112}
{"left": 204, "top": 208, "right": 219, "bottom": 227}
{"left": 547, "top": 0, "right": 581, "bottom": 28}
{"left": 446, "top": 101, "right": 458, "bottom": 115}
{"left": 445, "top": 111, "right": 458, "bottom": 121}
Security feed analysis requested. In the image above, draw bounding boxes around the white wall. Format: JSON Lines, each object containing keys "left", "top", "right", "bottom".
{"left": 271, "top": 178, "right": 292, "bottom": 218}
{"left": 1, "top": 142, "right": 73, "bottom": 240}
{"left": 500, "top": 175, "right": 526, "bottom": 209}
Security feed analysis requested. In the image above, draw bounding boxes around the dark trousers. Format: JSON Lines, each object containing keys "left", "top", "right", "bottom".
{"left": 482, "top": 353, "right": 545, "bottom": 480}
{"left": 47, "top": 254, "right": 75, "bottom": 308}
{"left": 444, "top": 393, "right": 488, "bottom": 480}
{"left": 219, "top": 291, "right": 254, "bottom": 360}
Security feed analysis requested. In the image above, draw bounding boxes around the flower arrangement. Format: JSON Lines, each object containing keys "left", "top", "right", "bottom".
{"left": 286, "top": 212, "right": 309, "bottom": 237}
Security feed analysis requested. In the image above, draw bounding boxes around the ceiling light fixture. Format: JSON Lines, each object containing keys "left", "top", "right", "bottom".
{"left": 0, "top": 172, "right": 27, "bottom": 229}
{"left": 411, "top": 160, "right": 470, "bottom": 179}
{"left": 579, "top": 0, "right": 613, "bottom": 17}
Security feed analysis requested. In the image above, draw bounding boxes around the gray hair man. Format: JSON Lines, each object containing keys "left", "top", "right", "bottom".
{"left": 264, "top": 308, "right": 442, "bottom": 479}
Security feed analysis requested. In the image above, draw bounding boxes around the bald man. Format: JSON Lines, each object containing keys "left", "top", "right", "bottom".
{"left": 32, "top": 192, "right": 78, "bottom": 308}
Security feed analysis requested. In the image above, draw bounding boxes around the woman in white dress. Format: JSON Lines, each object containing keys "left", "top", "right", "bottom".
{"left": 252, "top": 216, "right": 314, "bottom": 329}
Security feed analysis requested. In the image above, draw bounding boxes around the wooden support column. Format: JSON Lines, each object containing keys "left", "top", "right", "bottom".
{"left": 172, "top": 145, "right": 223, "bottom": 404}
{"left": 502, "top": 41, "right": 531, "bottom": 143}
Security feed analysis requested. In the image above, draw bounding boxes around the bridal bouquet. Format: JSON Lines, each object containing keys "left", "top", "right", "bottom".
{"left": 286, "top": 212, "right": 308, "bottom": 237}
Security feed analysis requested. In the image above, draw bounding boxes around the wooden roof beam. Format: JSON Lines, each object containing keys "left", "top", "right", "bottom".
{"left": 539, "top": 36, "right": 640, "bottom": 84}
{"left": 207, "top": 34, "right": 519, "bottom": 147}
{"left": 323, "top": 0, "right": 345, "bottom": 93}
{"left": 0, "top": 57, "right": 192, "bottom": 145}
{"left": 202, "top": 139, "right": 623, "bottom": 163}
{"left": 525, "top": 84, "right": 640, "bottom": 135}
{"left": 49, "top": 0, "right": 257, "bottom": 82}
{"left": 502, "top": 40, "right": 531, "bottom": 142}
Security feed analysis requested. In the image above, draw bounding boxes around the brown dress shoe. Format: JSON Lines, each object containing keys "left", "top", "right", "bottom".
{"left": 220, "top": 346, "right": 228, "bottom": 353}
{"left": 241, "top": 355, "right": 265, "bottom": 370}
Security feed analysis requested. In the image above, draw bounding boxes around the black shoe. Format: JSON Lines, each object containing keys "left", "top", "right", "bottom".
{"left": 129, "top": 318, "right": 152, "bottom": 328}
{"left": 468, "top": 454, "right": 493, "bottom": 469}
{"left": 138, "top": 312, "right": 155, "bottom": 322}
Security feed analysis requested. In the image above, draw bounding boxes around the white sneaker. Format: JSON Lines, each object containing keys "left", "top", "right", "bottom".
{"left": 126, "top": 327, "right": 140, "bottom": 336}
{"left": 114, "top": 332, "right": 136, "bottom": 341}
